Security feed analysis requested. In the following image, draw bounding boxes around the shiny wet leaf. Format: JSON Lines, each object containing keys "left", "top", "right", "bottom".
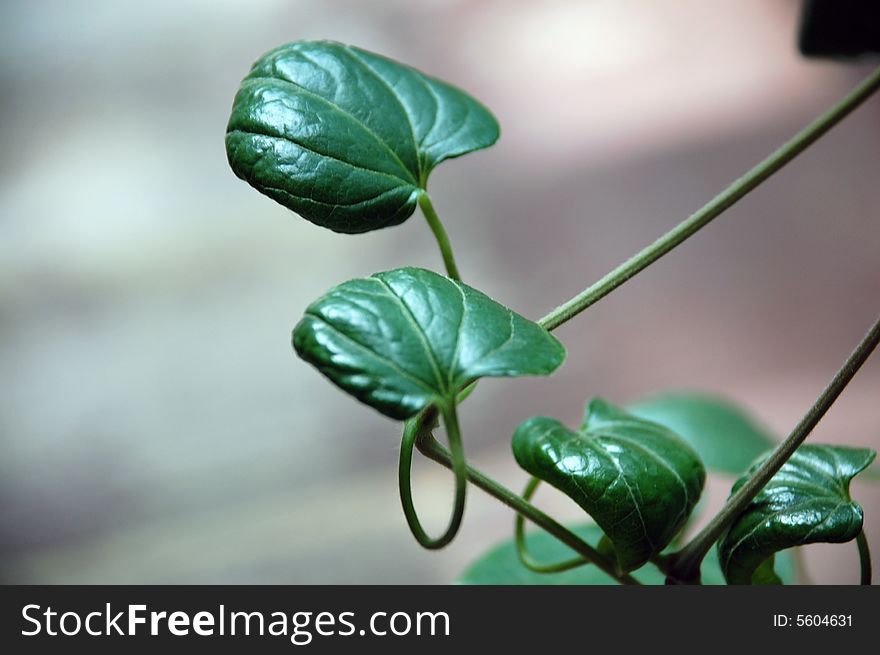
{"left": 226, "top": 40, "right": 499, "bottom": 233}
{"left": 293, "top": 267, "right": 564, "bottom": 420}
{"left": 512, "top": 399, "right": 705, "bottom": 571}
{"left": 718, "top": 444, "right": 875, "bottom": 584}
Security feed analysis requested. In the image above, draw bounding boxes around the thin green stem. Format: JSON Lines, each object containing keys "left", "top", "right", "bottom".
{"left": 515, "top": 477, "right": 590, "bottom": 573}
{"left": 538, "top": 65, "right": 880, "bottom": 332}
{"left": 412, "top": 412, "right": 640, "bottom": 585}
{"left": 418, "top": 192, "right": 461, "bottom": 281}
{"left": 398, "top": 403, "right": 467, "bottom": 549}
{"left": 857, "top": 529, "right": 872, "bottom": 586}
{"left": 668, "top": 315, "right": 880, "bottom": 584}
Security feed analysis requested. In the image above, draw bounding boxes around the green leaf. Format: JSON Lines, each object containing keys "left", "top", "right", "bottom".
{"left": 512, "top": 399, "right": 706, "bottom": 571}
{"left": 226, "top": 40, "right": 499, "bottom": 234}
{"left": 458, "top": 524, "right": 797, "bottom": 585}
{"left": 627, "top": 393, "right": 776, "bottom": 474}
{"left": 718, "top": 444, "right": 875, "bottom": 585}
{"left": 292, "top": 267, "right": 565, "bottom": 420}
{"left": 750, "top": 555, "right": 783, "bottom": 585}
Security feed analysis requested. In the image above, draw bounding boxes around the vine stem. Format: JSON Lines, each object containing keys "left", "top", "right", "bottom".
{"left": 412, "top": 411, "right": 641, "bottom": 585}
{"left": 856, "top": 530, "right": 872, "bottom": 586}
{"left": 418, "top": 192, "right": 461, "bottom": 281}
{"left": 539, "top": 64, "right": 880, "bottom": 332}
{"left": 667, "top": 315, "right": 880, "bottom": 584}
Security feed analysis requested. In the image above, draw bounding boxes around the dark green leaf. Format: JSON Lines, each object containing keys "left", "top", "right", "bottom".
{"left": 226, "top": 40, "right": 499, "bottom": 233}
{"left": 718, "top": 444, "right": 875, "bottom": 585}
{"left": 512, "top": 399, "right": 706, "bottom": 571}
{"left": 293, "top": 267, "right": 565, "bottom": 420}
{"left": 457, "top": 524, "right": 797, "bottom": 585}
{"left": 627, "top": 393, "right": 776, "bottom": 474}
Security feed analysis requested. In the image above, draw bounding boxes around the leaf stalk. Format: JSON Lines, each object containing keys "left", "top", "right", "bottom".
{"left": 857, "top": 529, "right": 872, "bottom": 585}
{"left": 419, "top": 192, "right": 461, "bottom": 281}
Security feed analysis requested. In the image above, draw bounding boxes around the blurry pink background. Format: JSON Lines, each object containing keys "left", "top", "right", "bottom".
{"left": 1, "top": 0, "right": 878, "bottom": 583}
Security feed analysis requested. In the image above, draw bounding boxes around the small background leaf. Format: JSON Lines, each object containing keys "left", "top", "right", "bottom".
{"left": 293, "top": 267, "right": 564, "bottom": 420}
{"left": 458, "top": 525, "right": 797, "bottom": 585}
{"left": 718, "top": 444, "right": 875, "bottom": 584}
{"left": 627, "top": 393, "right": 775, "bottom": 475}
{"left": 512, "top": 399, "right": 705, "bottom": 571}
{"left": 226, "top": 40, "right": 499, "bottom": 233}
{"left": 862, "top": 462, "right": 880, "bottom": 482}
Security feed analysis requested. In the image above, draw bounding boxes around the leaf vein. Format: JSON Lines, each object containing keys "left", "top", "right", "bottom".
{"left": 343, "top": 47, "right": 423, "bottom": 184}
{"left": 372, "top": 277, "right": 447, "bottom": 394}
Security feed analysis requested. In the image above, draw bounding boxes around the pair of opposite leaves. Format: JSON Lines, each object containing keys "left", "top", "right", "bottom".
{"left": 226, "top": 41, "right": 874, "bottom": 583}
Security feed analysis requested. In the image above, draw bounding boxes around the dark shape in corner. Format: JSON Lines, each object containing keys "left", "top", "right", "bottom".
{"left": 799, "top": 0, "right": 880, "bottom": 58}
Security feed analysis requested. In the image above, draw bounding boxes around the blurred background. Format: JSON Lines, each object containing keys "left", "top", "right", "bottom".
{"left": 1, "top": 0, "right": 878, "bottom": 584}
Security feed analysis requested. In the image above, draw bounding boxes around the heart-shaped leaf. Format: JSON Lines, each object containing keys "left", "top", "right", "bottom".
{"left": 293, "top": 267, "right": 565, "bottom": 420}
{"left": 627, "top": 393, "right": 775, "bottom": 474}
{"left": 226, "top": 40, "right": 499, "bottom": 234}
{"left": 718, "top": 444, "right": 875, "bottom": 584}
{"left": 457, "top": 524, "right": 797, "bottom": 585}
{"left": 512, "top": 399, "right": 706, "bottom": 571}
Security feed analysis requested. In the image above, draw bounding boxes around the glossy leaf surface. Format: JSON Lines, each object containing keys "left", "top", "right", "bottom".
{"left": 293, "top": 267, "right": 564, "bottom": 420}
{"left": 718, "top": 444, "right": 875, "bottom": 584}
{"left": 512, "top": 399, "right": 705, "bottom": 571}
{"left": 627, "top": 393, "right": 775, "bottom": 474}
{"left": 458, "top": 525, "right": 797, "bottom": 585}
{"left": 226, "top": 40, "right": 499, "bottom": 233}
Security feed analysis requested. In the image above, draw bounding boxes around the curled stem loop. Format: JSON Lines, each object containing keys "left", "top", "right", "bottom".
{"left": 515, "top": 477, "right": 591, "bottom": 574}
{"left": 398, "top": 404, "right": 467, "bottom": 549}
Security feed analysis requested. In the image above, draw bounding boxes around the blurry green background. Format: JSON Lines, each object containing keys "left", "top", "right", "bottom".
{"left": 1, "top": 0, "right": 878, "bottom": 584}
